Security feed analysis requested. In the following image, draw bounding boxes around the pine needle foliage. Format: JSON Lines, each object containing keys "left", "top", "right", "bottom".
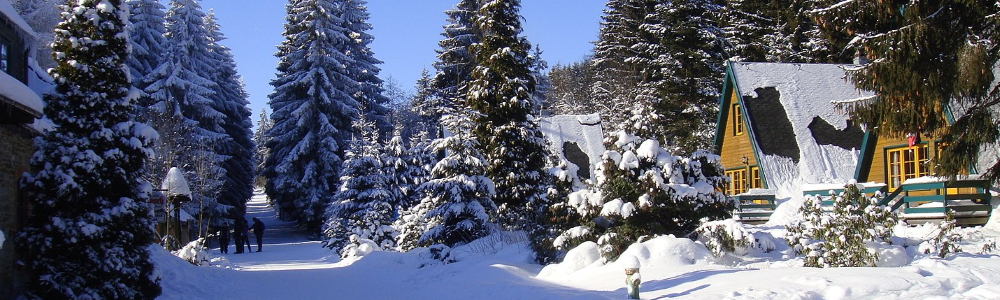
{"left": 786, "top": 183, "right": 898, "bottom": 268}
{"left": 17, "top": 1, "right": 161, "bottom": 298}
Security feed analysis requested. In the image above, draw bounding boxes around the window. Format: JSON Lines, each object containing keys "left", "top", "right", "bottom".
{"left": 886, "top": 144, "right": 929, "bottom": 190}
{"left": 732, "top": 104, "right": 744, "bottom": 136}
{"left": 1, "top": 39, "right": 9, "bottom": 74}
{"left": 750, "top": 166, "right": 762, "bottom": 189}
{"left": 726, "top": 169, "right": 747, "bottom": 195}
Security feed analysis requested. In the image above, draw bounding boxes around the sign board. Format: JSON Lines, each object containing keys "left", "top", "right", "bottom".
{"left": 149, "top": 191, "right": 167, "bottom": 223}
{"left": 149, "top": 191, "right": 166, "bottom": 206}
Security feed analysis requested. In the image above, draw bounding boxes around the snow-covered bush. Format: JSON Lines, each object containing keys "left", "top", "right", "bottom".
{"left": 341, "top": 234, "right": 382, "bottom": 258}
{"left": 548, "top": 132, "right": 732, "bottom": 260}
{"left": 919, "top": 212, "right": 962, "bottom": 258}
{"left": 174, "top": 237, "right": 211, "bottom": 266}
{"left": 694, "top": 219, "right": 754, "bottom": 257}
{"left": 530, "top": 158, "right": 590, "bottom": 264}
{"left": 417, "top": 244, "right": 456, "bottom": 267}
{"left": 785, "top": 182, "right": 899, "bottom": 267}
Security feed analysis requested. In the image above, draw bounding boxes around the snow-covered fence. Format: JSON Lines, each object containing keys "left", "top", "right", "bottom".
{"left": 733, "top": 189, "right": 776, "bottom": 224}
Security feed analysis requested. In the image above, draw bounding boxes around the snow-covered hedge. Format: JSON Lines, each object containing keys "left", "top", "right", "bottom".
{"left": 538, "top": 131, "right": 733, "bottom": 261}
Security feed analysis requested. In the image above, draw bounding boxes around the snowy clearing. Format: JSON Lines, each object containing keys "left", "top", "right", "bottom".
{"left": 155, "top": 192, "right": 1000, "bottom": 300}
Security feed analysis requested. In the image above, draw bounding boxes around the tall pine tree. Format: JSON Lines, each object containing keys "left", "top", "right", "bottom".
{"left": 265, "top": 0, "right": 362, "bottom": 231}
{"left": 204, "top": 10, "right": 255, "bottom": 224}
{"left": 252, "top": 108, "right": 272, "bottom": 188}
{"left": 430, "top": 0, "right": 482, "bottom": 136}
{"left": 814, "top": 0, "right": 1000, "bottom": 184}
{"left": 341, "top": 0, "right": 393, "bottom": 136}
{"left": 467, "top": 0, "right": 551, "bottom": 229}
{"left": 643, "top": 0, "right": 726, "bottom": 153}
{"left": 151, "top": 0, "right": 229, "bottom": 232}
{"left": 17, "top": 0, "right": 161, "bottom": 298}
{"left": 591, "top": 0, "right": 660, "bottom": 137}
{"left": 126, "top": 0, "right": 172, "bottom": 188}
{"left": 126, "top": 0, "right": 168, "bottom": 112}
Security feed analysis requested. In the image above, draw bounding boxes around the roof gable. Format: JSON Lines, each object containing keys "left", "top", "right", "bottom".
{"left": 719, "top": 62, "right": 874, "bottom": 197}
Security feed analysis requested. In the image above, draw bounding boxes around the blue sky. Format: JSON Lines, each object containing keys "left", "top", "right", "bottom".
{"left": 197, "top": 0, "right": 605, "bottom": 125}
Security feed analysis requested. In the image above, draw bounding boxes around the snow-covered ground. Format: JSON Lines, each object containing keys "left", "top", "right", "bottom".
{"left": 156, "top": 192, "right": 1000, "bottom": 300}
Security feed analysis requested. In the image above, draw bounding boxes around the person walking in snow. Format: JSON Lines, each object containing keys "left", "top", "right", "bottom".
{"left": 241, "top": 218, "right": 252, "bottom": 252}
{"left": 234, "top": 218, "right": 246, "bottom": 253}
{"left": 218, "top": 225, "right": 230, "bottom": 254}
{"left": 250, "top": 217, "right": 265, "bottom": 252}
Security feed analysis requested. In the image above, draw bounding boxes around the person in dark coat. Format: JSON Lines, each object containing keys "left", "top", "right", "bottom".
{"left": 218, "top": 225, "right": 230, "bottom": 254}
{"left": 241, "top": 218, "right": 252, "bottom": 251}
{"left": 250, "top": 217, "right": 265, "bottom": 252}
{"left": 233, "top": 218, "right": 246, "bottom": 254}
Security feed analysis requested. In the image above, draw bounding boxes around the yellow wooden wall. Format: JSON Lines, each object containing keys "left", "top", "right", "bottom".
{"left": 719, "top": 90, "right": 758, "bottom": 174}
{"left": 863, "top": 132, "right": 943, "bottom": 189}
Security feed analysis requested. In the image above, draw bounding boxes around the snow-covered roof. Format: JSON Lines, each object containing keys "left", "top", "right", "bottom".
{"left": 161, "top": 167, "right": 191, "bottom": 197}
{"left": 728, "top": 62, "right": 874, "bottom": 198}
{"left": 539, "top": 114, "right": 606, "bottom": 186}
{"left": 0, "top": 70, "right": 43, "bottom": 117}
{"left": 0, "top": 0, "right": 38, "bottom": 39}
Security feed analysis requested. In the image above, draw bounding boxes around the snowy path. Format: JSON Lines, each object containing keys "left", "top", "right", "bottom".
{"left": 157, "top": 192, "right": 616, "bottom": 300}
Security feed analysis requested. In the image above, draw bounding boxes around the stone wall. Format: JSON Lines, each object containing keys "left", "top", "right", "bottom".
{"left": 0, "top": 124, "right": 34, "bottom": 299}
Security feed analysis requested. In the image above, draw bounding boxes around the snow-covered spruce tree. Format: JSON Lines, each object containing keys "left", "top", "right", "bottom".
{"left": 392, "top": 130, "right": 436, "bottom": 251}
{"left": 814, "top": 0, "right": 1000, "bottom": 184}
{"left": 693, "top": 219, "right": 755, "bottom": 257}
{"left": 383, "top": 134, "right": 409, "bottom": 209}
{"left": 408, "top": 108, "right": 497, "bottom": 249}
{"left": 429, "top": 0, "right": 481, "bottom": 130}
{"left": 125, "top": 0, "right": 172, "bottom": 187}
{"left": 126, "top": 0, "right": 168, "bottom": 118}
{"left": 410, "top": 69, "right": 443, "bottom": 138}
{"left": 785, "top": 182, "right": 898, "bottom": 268}
{"left": 323, "top": 117, "right": 396, "bottom": 255}
{"left": 530, "top": 154, "right": 586, "bottom": 264}
{"left": 204, "top": 10, "right": 255, "bottom": 224}
{"left": 641, "top": 0, "right": 726, "bottom": 153}
{"left": 591, "top": 0, "right": 659, "bottom": 137}
{"left": 252, "top": 108, "right": 272, "bottom": 188}
{"left": 718, "top": 0, "right": 771, "bottom": 62}
{"left": 529, "top": 44, "right": 549, "bottom": 112}
{"left": 764, "top": 0, "right": 842, "bottom": 63}
{"left": 16, "top": 1, "right": 161, "bottom": 298}
{"left": 545, "top": 57, "right": 597, "bottom": 115}
{"left": 340, "top": 0, "right": 393, "bottom": 135}
{"left": 468, "top": 0, "right": 551, "bottom": 230}
{"left": 145, "top": 0, "right": 229, "bottom": 228}
{"left": 265, "top": 0, "right": 362, "bottom": 231}
{"left": 568, "top": 132, "right": 732, "bottom": 260}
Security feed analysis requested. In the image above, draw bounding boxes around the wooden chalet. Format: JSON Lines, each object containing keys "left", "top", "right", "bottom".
{"left": 713, "top": 62, "right": 870, "bottom": 221}
{"left": 713, "top": 62, "right": 874, "bottom": 196}
{"left": 714, "top": 61, "right": 996, "bottom": 225}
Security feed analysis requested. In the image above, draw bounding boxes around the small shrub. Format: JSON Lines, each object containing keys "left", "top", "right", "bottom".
{"left": 921, "top": 212, "right": 963, "bottom": 258}
{"left": 785, "top": 182, "right": 899, "bottom": 267}
{"left": 694, "top": 219, "right": 753, "bottom": 257}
